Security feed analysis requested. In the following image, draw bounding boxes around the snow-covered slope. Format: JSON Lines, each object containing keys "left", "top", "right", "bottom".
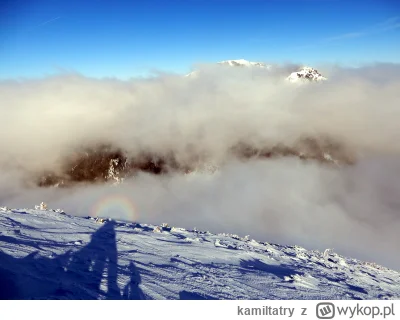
{"left": 1, "top": 206, "right": 399, "bottom": 300}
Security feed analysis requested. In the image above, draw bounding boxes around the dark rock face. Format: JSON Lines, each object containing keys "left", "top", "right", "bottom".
{"left": 37, "top": 145, "right": 179, "bottom": 187}
{"left": 231, "top": 138, "right": 355, "bottom": 165}
{"left": 35, "top": 138, "right": 355, "bottom": 188}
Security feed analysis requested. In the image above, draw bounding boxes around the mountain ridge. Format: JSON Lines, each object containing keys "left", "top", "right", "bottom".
{"left": 186, "top": 59, "right": 327, "bottom": 82}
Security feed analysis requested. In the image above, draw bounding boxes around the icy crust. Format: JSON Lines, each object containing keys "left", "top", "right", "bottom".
{"left": 0, "top": 206, "right": 399, "bottom": 300}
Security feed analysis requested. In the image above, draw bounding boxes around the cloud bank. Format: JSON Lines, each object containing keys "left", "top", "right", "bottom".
{"left": 1, "top": 63, "right": 400, "bottom": 269}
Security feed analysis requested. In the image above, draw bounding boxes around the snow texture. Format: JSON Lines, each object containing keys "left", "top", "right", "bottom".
{"left": 1, "top": 206, "right": 399, "bottom": 300}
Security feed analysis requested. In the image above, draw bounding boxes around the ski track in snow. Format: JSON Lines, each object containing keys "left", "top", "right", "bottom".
{"left": 0, "top": 207, "right": 399, "bottom": 300}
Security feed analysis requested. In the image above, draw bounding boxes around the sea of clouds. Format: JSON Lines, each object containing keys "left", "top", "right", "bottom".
{"left": 1, "top": 62, "right": 400, "bottom": 269}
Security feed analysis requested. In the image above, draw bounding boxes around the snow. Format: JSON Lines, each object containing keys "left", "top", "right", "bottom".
{"left": 1, "top": 206, "right": 399, "bottom": 300}
{"left": 286, "top": 66, "right": 327, "bottom": 83}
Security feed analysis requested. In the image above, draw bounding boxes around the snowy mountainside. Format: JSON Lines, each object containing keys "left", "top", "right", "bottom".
{"left": 1, "top": 206, "right": 399, "bottom": 300}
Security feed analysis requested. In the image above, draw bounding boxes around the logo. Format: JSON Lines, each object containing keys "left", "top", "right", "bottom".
{"left": 316, "top": 302, "right": 335, "bottom": 319}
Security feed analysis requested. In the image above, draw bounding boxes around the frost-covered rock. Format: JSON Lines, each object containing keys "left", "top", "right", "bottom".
{"left": 95, "top": 217, "right": 106, "bottom": 224}
{"left": 35, "top": 202, "right": 48, "bottom": 210}
{"left": 107, "top": 158, "right": 124, "bottom": 185}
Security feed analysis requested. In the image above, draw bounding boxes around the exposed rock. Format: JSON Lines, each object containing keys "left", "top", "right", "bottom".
{"left": 35, "top": 137, "right": 355, "bottom": 188}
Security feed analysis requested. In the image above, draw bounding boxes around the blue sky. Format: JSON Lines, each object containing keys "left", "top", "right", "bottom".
{"left": 1, "top": 0, "right": 399, "bottom": 79}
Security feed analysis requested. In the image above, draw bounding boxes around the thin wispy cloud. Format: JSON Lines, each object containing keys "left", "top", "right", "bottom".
{"left": 373, "top": 16, "right": 400, "bottom": 32}
{"left": 323, "top": 32, "right": 364, "bottom": 42}
{"left": 324, "top": 16, "right": 400, "bottom": 42}
{"left": 24, "top": 16, "right": 62, "bottom": 33}
{"left": 38, "top": 16, "right": 61, "bottom": 27}
{"left": 292, "top": 16, "right": 400, "bottom": 51}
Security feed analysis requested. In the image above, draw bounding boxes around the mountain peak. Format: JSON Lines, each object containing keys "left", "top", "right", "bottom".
{"left": 287, "top": 66, "right": 327, "bottom": 82}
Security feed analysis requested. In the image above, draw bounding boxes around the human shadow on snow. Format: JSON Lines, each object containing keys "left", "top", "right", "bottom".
{"left": 0, "top": 221, "right": 145, "bottom": 300}
{"left": 0, "top": 218, "right": 314, "bottom": 300}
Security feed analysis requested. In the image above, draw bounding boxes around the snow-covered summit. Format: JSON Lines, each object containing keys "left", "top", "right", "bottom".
{"left": 287, "top": 66, "right": 327, "bottom": 83}
{"left": 1, "top": 206, "right": 399, "bottom": 300}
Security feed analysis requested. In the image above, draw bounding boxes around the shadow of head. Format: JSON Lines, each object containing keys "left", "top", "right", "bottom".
{"left": 0, "top": 264, "right": 20, "bottom": 299}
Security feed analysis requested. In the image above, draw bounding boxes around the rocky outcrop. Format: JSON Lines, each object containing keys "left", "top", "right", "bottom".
{"left": 35, "top": 137, "right": 355, "bottom": 188}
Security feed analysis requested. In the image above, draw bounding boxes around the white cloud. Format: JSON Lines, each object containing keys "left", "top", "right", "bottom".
{"left": 1, "top": 63, "right": 400, "bottom": 269}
